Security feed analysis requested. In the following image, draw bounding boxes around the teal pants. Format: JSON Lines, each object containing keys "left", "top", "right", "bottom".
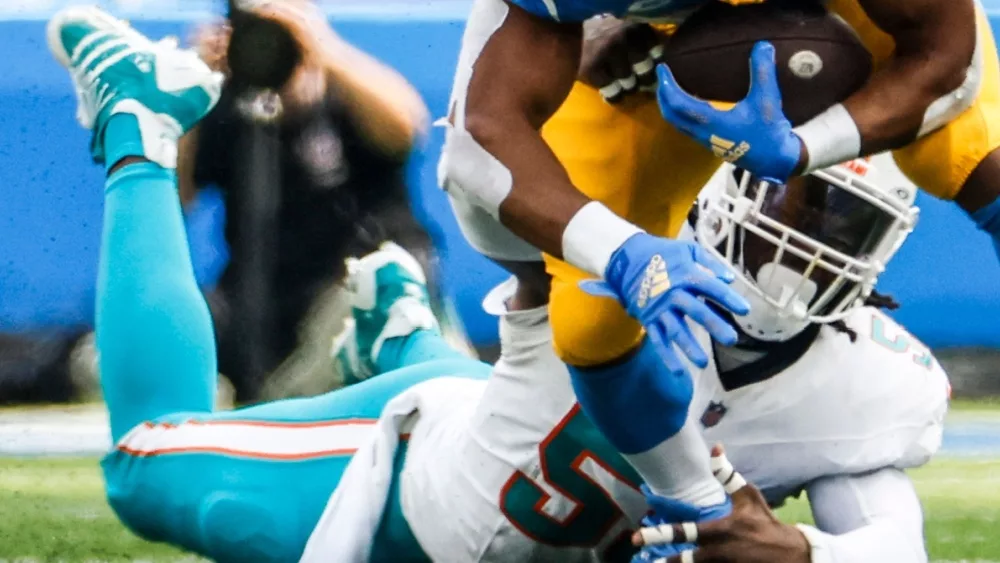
{"left": 96, "top": 161, "right": 488, "bottom": 562}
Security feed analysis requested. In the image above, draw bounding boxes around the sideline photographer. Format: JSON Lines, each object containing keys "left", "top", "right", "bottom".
{"left": 182, "top": 0, "right": 436, "bottom": 403}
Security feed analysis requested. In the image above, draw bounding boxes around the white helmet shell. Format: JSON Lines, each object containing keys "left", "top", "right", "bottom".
{"left": 695, "top": 155, "right": 919, "bottom": 342}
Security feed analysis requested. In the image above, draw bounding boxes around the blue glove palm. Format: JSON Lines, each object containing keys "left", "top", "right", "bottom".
{"left": 580, "top": 233, "right": 750, "bottom": 374}
{"left": 656, "top": 41, "right": 802, "bottom": 183}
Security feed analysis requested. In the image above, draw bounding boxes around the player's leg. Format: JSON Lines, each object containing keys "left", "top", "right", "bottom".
{"left": 332, "top": 242, "right": 475, "bottom": 384}
{"left": 98, "top": 159, "right": 219, "bottom": 441}
{"left": 47, "top": 6, "right": 224, "bottom": 443}
{"left": 98, "top": 236, "right": 485, "bottom": 561}
{"left": 103, "top": 359, "right": 475, "bottom": 563}
{"left": 442, "top": 0, "right": 729, "bottom": 518}
{"left": 830, "top": 0, "right": 1000, "bottom": 259}
{"left": 541, "top": 83, "right": 729, "bottom": 509}
{"left": 103, "top": 241, "right": 489, "bottom": 560}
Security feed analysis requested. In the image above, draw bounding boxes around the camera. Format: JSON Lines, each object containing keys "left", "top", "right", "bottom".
{"left": 226, "top": 0, "right": 303, "bottom": 90}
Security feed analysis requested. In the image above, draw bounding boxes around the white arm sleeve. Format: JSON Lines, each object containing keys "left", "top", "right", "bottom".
{"left": 799, "top": 468, "right": 928, "bottom": 563}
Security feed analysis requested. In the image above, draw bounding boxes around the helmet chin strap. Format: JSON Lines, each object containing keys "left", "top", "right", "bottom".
{"left": 732, "top": 262, "right": 818, "bottom": 343}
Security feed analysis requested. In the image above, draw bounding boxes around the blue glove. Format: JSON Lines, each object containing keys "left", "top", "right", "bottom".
{"left": 580, "top": 233, "right": 751, "bottom": 374}
{"left": 630, "top": 484, "right": 733, "bottom": 563}
{"left": 656, "top": 41, "right": 802, "bottom": 183}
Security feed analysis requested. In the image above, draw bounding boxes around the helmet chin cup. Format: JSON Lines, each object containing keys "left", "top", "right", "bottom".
{"left": 731, "top": 263, "right": 816, "bottom": 342}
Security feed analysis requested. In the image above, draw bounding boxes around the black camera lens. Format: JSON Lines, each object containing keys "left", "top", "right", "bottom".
{"left": 228, "top": 10, "right": 302, "bottom": 90}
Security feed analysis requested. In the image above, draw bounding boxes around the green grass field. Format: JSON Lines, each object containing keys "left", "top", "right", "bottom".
{"left": 1, "top": 456, "right": 999, "bottom": 562}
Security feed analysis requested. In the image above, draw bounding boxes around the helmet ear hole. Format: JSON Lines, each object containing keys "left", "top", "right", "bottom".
{"left": 687, "top": 203, "right": 701, "bottom": 230}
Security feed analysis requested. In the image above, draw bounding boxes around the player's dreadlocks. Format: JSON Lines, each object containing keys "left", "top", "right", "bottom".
{"left": 828, "top": 290, "right": 900, "bottom": 342}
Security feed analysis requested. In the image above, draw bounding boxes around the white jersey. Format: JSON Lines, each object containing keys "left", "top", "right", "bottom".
{"left": 304, "top": 282, "right": 948, "bottom": 562}
{"left": 688, "top": 306, "right": 950, "bottom": 505}
{"left": 402, "top": 278, "right": 649, "bottom": 562}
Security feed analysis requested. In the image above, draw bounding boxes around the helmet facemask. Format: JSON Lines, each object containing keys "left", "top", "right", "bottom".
{"left": 696, "top": 158, "right": 918, "bottom": 341}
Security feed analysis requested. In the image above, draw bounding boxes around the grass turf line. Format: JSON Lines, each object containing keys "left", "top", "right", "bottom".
{"left": 1, "top": 457, "right": 998, "bottom": 562}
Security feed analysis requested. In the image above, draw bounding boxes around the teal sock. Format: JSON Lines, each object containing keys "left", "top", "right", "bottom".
{"left": 102, "top": 114, "right": 148, "bottom": 172}
{"left": 376, "top": 329, "right": 468, "bottom": 373}
{"left": 97, "top": 159, "right": 217, "bottom": 442}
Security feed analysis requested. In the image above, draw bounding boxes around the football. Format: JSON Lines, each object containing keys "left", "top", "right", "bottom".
{"left": 661, "top": 0, "right": 873, "bottom": 125}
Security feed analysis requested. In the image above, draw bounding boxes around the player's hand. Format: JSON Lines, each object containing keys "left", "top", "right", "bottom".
{"left": 656, "top": 41, "right": 803, "bottom": 183}
{"left": 579, "top": 17, "right": 666, "bottom": 103}
{"left": 580, "top": 234, "right": 750, "bottom": 373}
{"left": 632, "top": 446, "right": 811, "bottom": 563}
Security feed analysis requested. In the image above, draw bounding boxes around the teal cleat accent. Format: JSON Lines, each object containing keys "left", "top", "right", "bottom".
{"left": 332, "top": 243, "right": 439, "bottom": 386}
{"left": 47, "top": 6, "right": 223, "bottom": 168}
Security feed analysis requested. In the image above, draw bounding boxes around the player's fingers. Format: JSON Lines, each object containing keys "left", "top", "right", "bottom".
{"left": 624, "top": 25, "right": 660, "bottom": 89}
{"left": 656, "top": 64, "right": 717, "bottom": 125}
{"left": 692, "top": 245, "right": 736, "bottom": 283}
{"left": 578, "top": 279, "right": 619, "bottom": 299}
{"left": 624, "top": 22, "right": 660, "bottom": 52}
{"left": 661, "top": 313, "right": 709, "bottom": 368}
{"left": 670, "top": 291, "right": 738, "bottom": 346}
{"left": 647, "top": 324, "right": 688, "bottom": 375}
{"left": 649, "top": 42, "right": 666, "bottom": 64}
{"left": 710, "top": 446, "right": 748, "bottom": 495}
{"left": 634, "top": 521, "right": 701, "bottom": 547}
{"left": 705, "top": 279, "right": 751, "bottom": 318}
{"left": 747, "top": 41, "right": 782, "bottom": 107}
{"left": 604, "top": 46, "right": 639, "bottom": 95}
{"left": 676, "top": 269, "right": 748, "bottom": 318}
{"left": 588, "top": 59, "right": 625, "bottom": 103}
{"left": 601, "top": 83, "right": 627, "bottom": 103}
{"left": 685, "top": 265, "right": 751, "bottom": 318}
{"left": 641, "top": 43, "right": 666, "bottom": 93}
{"left": 635, "top": 58, "right": 658, "bottom": 91}
{"left": 659, "top": 104, "right": 698, "bottom": 137}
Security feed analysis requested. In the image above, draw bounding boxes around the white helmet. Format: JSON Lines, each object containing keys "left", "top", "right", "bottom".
{"left": 695, "top": 154, "right": 919, "bottom": 342}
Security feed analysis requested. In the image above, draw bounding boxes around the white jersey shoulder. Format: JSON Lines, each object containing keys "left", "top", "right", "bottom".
{"left": 690, "top": 307, "right": 950, "bottom": 504}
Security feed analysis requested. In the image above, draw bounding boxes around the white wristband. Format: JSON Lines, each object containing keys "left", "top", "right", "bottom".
{"left": 795, "top": 524, "right": 834, "bottom": 563}
{"left": 792, "top": 103, "right": 862, "bottom": 173}
{"left": 562, "top": 201, "right": 643, "bottom": 276}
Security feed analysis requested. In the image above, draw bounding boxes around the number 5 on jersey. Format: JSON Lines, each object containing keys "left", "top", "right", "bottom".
{"left": 499, "top": 406, "right": 645, "bottom": 561}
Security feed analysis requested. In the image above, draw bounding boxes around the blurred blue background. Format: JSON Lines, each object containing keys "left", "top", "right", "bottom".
{"left": 0, "top": 0, "right": 998, "bottom": 349}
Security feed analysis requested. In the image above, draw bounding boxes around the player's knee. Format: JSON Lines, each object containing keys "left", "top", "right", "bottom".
{"left": 104, "top": 469, "right": 166, "bottom": 544}
{"left": 890, "top": 95, "right": 995, "bottom": 202}
{"left": 549, "top": 286, "right": 643, "bottom": 367}
{"left": 952, "top": 145, "right": 1000, "bottom": 214}
{"left": 891, "top": 139, "right": 967, "bottom": 201}
{"left": 196, "top": 491, "right": 303, "bottom": 563}
{"left": 103, "top": 460, "right": 302, "bottom": 563}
